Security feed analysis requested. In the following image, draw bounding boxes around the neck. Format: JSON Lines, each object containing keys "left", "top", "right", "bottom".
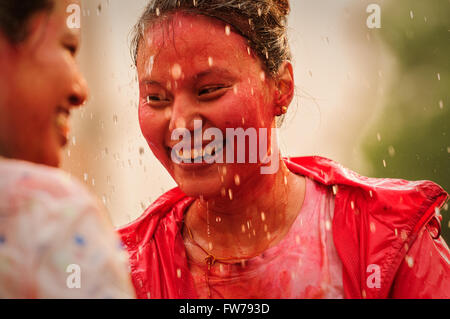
{"left": 184, "top": 156, "right": 304, "bottom": 261}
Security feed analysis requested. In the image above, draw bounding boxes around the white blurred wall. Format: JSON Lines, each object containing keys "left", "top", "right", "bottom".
{"left": 63, "top": 0, "right": 393, "bottom": 226}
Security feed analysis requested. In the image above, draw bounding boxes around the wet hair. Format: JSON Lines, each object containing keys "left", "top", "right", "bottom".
{"left": 131, "top": 0, "right": 291, "bottom": 77}
{"left": 0, "top": 0, "right": 54, "bottom": 43}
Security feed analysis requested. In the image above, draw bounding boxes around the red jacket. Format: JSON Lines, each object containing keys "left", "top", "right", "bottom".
{"left": 118, "top": 156, "right": 449, "bottom": 299}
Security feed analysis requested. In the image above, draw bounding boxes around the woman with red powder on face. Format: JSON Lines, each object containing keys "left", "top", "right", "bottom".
{"left": 118, "top": 0, "right": 450, "bottom": 299}
{"left": 0, "top": 0, "right": 134, "bottom": 298}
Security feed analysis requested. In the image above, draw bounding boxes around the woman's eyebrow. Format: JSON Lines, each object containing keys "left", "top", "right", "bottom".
{"left": 140, "top": 79, "right": 163, "bottom": 86}
{"left": 139, "top": 67, "right": 235, "bottom": 86}
{"left": 195, "top": 67, "right": 235, "bottom": 80}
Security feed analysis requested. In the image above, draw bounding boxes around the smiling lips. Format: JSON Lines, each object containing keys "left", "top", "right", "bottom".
{"left": 169, "top": 140, "right": 225, "bottom": 164}
{"left": 55, "top": 107, "right": 70, "bottom": 146}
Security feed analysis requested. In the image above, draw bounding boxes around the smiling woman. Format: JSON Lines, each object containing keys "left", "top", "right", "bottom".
{"left": 0, "top": 0, "right": 88, "bottom": 167}
{"left": 118, "top": 0, "right": 450, "bottom": 299}
{"left": 0, "top": 0, "right": 134, "bottom": 298}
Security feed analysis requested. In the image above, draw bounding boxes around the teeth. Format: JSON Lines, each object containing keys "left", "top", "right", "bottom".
{"left": 173, "top": 142, "right": 225, "bottom": 163}
{"left": 55, "top": 112, "right": 69, "bottom": 132}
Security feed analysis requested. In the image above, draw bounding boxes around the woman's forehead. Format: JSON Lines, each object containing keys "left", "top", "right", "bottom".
{"left": 137, "top": 12, "right": 252, "bottom": 72}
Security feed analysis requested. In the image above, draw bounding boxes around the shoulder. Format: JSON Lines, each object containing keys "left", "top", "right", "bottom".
{"left": 0, "top": 158, "right": 93, "bottom": 204}
{"left": 285, "top": 156, "right": 447, "bottom": 216}
{"left": 0, "top": 158, "right": 108, "bottom": 236}
{"left": 285, "top": 156, "right": 449, "bottom": 298}
{"left": 117, "top": 187, "right": 192, "bottom": 247}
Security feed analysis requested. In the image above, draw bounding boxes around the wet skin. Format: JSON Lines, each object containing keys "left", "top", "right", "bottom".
{"left": 136, "top": 13, "right": 306, "bottom": 265}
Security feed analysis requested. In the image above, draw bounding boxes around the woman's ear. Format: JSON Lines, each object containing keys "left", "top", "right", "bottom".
{"left": 273, "top": 61, "right": 294, "bottom": 115}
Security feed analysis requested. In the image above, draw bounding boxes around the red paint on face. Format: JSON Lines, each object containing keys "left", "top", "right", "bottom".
{"left": 137, "top": 13, "right": 278, "bottom": 198}
{"left": 0, "top": 0, "right": 88, "bottom": 167}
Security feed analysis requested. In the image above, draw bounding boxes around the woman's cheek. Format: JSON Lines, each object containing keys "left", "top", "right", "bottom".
{"left": 223, "top": 88, "right": 267, "bottom": 129}
{"left": 139, "top": 104, "right": 158, "bottom": 141}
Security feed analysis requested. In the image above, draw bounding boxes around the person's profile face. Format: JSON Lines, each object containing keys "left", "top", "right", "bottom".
{"left": 137, "top": 12, "right": 278, "bottom": 198}
{"left": 0, "top": 0, "right": 88, "bottom": 167}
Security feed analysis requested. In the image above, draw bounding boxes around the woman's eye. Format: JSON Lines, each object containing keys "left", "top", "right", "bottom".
{"left": 145, "top": 95, "right": 170, "bottom": 107}
{"left": 198, "top": 86, "right": 230, "bottom": 99}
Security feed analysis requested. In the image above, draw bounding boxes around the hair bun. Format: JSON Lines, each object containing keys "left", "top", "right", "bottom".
{"left": 272, "top": 0, "right": 290, "bottom": 16}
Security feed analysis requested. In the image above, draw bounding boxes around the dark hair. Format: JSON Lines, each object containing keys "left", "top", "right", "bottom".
{"left": 0, "top": 0, "right": 54, "bottom": 43}
{"left": 131, "top": 0, "right": 291, "bottom": 77}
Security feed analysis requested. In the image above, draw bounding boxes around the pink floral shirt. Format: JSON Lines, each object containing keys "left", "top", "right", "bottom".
{"left": 0, "top": 158, "right": 135, "bottom": 298}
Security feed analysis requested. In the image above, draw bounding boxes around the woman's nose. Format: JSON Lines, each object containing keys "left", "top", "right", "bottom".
{"left": 168, "top": 95, "right": 200, "bottom": 132}
{"left": 68, "top": 72, "right": 89, "bottom": 108}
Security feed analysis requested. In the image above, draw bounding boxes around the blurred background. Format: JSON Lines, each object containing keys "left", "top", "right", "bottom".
{"left": 64, "top": 0, "right": 449, "bottom": 241}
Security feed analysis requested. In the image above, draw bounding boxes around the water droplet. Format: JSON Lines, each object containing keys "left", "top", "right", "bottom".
{"left": 382, "top": 159, "right": 387, "bottom": 168}
{"left": 221, "top": 187, "right": 226, "bottom": 197}
{"left": 171, "top": 64, "right": 182, "bottom": 80}
{"left": 388, "top": 146, "right": 396, "bottom": 157}
{"left": 260, "top": 71, "right": 265, "bottom": 82}
{"left": 376, "top": 132, "right": 381, "bottom": 142}
{"left": 405, "top": 255, "right": 414, "bottom": 268}
{"left": 113, "top": 114, "right": 118, "bottom": 124}
{"left": 325, "top": 220, "right": 331, "bottom": 231}
{"left": 439, "top": 100, "right": 444, "bottom": 109}
{"left": 225, "top": 25, "right": 231, "bottom": 36}
{"left": 156, "top": 7, "right": 160, "bottom": 16}
{"left": 228, "top": 189, "right": 233, "bottom": 201}
{"left": 350, "top": 201, "right": 355, "bottom": 210}
{"left": 208, "top": 242, "right": 213, "bottom": 251}
{"left": 215, "top": 216, "right": 221, "bottom": 223}
{"left": 332, "top": 185, "right": 338, "bottom": 195}
{"left": 241, "top": 224, "right": 246, "bottom": 233}
{"left": 261, "top": 212, "right": 266, "bottom": 221}
{"left": 370, "top": 222, "right": 376, "bottom": 233}
{"left": 83, "top": 173, "right": 88, "bottom": 181}
{"left": 437, "top": 73, "right": 441, "bottom": 81}
{"left": 234, "top": 174, "right": 241, "bottom": 186}
{"left": 72, "top": 136, "right": 76, "bottom": 146}
{"left": 176, "top": 268, "right": 182, "bottom": 278}
{"left": 410, "top": 10, "right": 414, "bottom": 19}
{"left": 208, "top": 56, "right": 213, "bottom": 67}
